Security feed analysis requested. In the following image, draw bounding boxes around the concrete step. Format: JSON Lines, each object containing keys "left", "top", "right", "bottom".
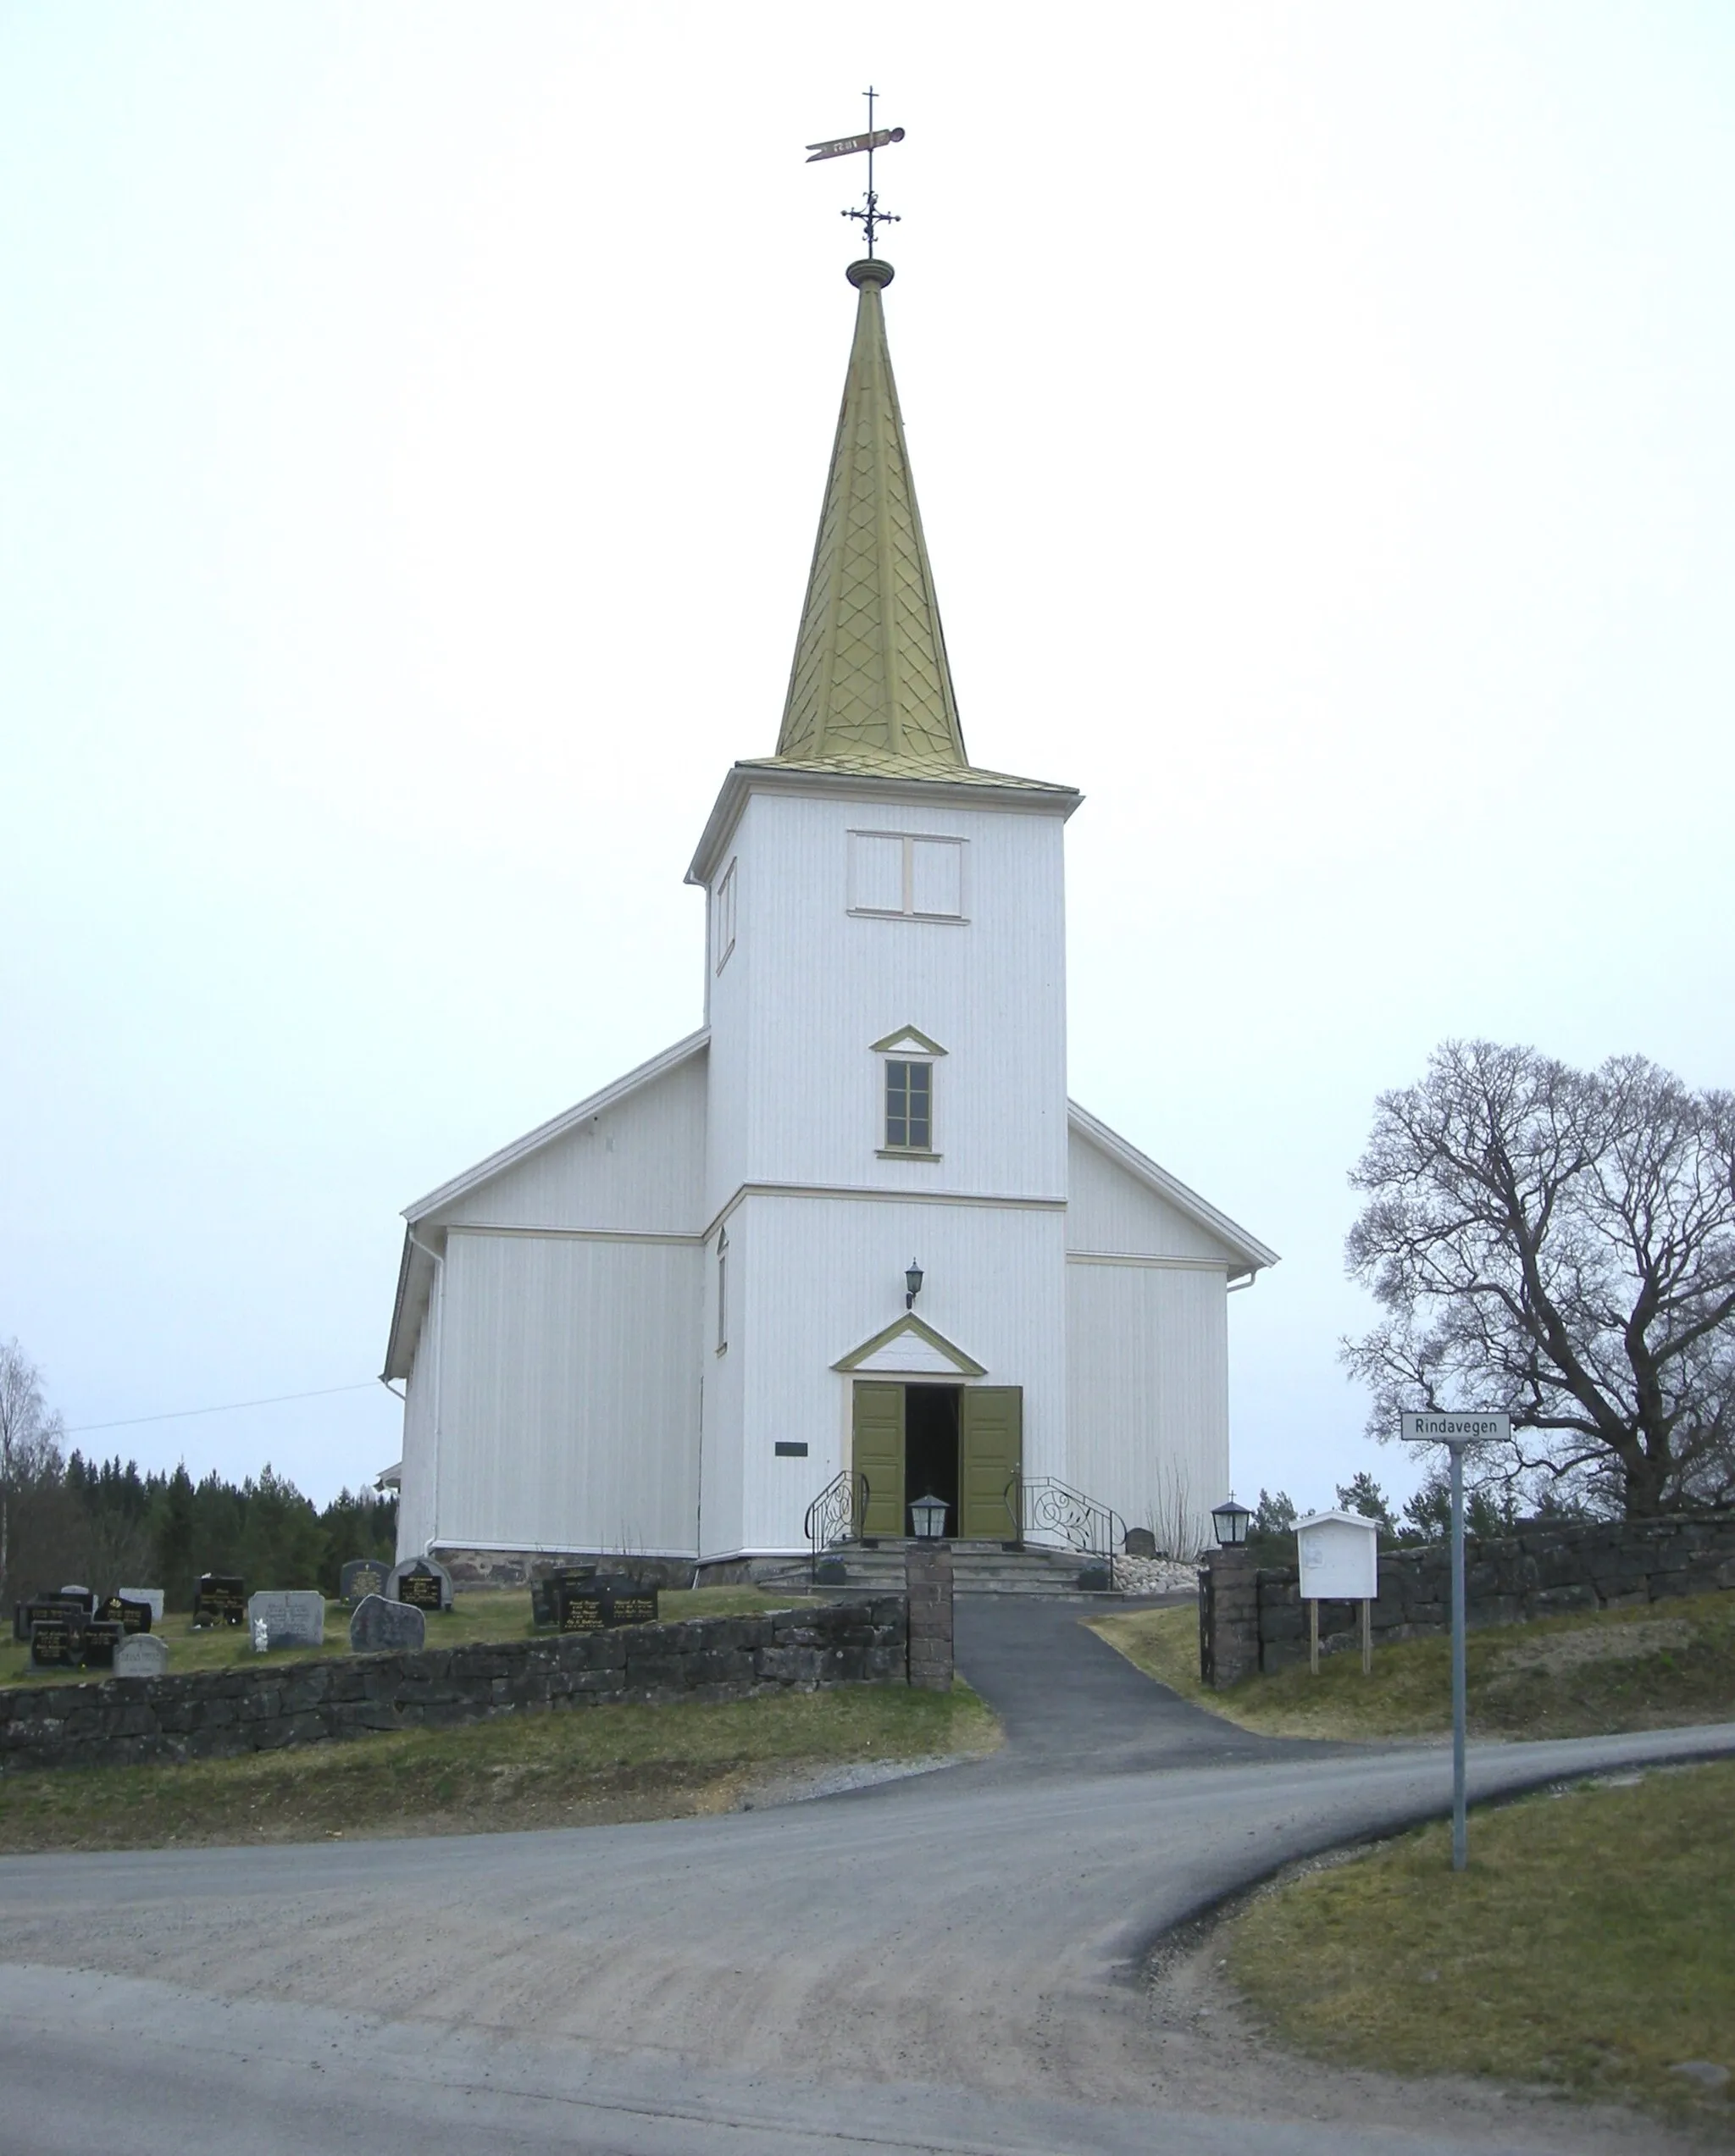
{"left": 762, "top": 1540, "right": 1123, "bottom": 1600}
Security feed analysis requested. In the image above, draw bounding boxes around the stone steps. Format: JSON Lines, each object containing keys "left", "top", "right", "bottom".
{"left": 761, "top": 1540, "right": 1122, "bottom": 1600}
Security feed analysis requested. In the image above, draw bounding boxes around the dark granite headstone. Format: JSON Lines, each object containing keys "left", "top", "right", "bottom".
{"left": 191, "top": 1573, "right": 247, "bottom": 1627}
{"left": 396, "top": 1567, "right": 443, "bottom": 1612}
{"left": 596, "top": 1577, "right": 660, "bottom": 1626}
{"left": 81, "top": 1621, "right": 125, "bottom": 1670}
{"left": 29, "top": 1617, "right": 78, "bottom": 1668}
{"left": 17, "top": 1595, "right": 86, "bottom": 1643}
{"left": 557, "top": 1588, "right": 609, "bottom": 1632}
{"left": 1122, "top": 1527, "right": 1158, "bottom": 1560}
{"left": 339, "top": 1558, "right": 390, "bottom": 1606}
{"left": 388, "top": 1555, "right": 453, "bottom": 1611}
{"left": 348, "top": 1592, "right": 426, "bottom": 1653}
{"left": 98, "top": 1594, "right": 153, "bottom": 1635}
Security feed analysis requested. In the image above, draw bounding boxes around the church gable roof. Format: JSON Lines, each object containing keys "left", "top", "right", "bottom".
{"left": 1067, "top": 1102, "right": 1278, "bottom": 1277}
{"left": 403, "top": 1030, "right": 709, "bottom": 1228}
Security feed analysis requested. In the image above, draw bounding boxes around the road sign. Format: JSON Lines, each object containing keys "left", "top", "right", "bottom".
{"left": 1400, "top": 1411, "right": 1511, "bottom": 1446}
{"left": 806, "top": 125, "right": 905, "bottom": 163}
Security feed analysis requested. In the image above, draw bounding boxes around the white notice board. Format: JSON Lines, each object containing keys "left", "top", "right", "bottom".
{"left": 1294, "top": 1511, "right": 1379, "bottom": 1600}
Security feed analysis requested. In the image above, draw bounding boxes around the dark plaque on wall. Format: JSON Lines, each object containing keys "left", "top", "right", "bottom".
{"left": 191, "top": 1574, "right": 247, "bottom": 1627}
{"left": 396, "top": 1565, "right": 444, "bottom": 1613}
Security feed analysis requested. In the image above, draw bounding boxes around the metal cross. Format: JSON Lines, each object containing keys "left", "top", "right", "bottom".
{"left": 805, "top": 86, "right": 904, "bottom": 258}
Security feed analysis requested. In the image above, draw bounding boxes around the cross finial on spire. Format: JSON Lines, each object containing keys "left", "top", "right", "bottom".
{"left": 804, "top": 86, "right": 904, "bottom": 259}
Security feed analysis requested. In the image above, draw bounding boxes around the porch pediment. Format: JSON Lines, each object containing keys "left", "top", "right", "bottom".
{"left": 832, "top": 1312, "right": 986, "bottom": 1378}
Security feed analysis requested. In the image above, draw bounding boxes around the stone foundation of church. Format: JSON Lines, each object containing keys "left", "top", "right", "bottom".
{"left": 431, "top": 1547, "right": 703, "bottom": 1592}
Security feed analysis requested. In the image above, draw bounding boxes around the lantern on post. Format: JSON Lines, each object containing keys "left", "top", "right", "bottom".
{"left": 909, "top": 1492, "right": 949, "bottom": 1540}
{"left": 1211, "top": 1494, "right": 1251, "bottom": 1549}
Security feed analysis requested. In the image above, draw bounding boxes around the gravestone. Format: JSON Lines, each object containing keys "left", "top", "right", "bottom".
{"left": 349, "top": 1593, "right": 426, "bottom": 1654}
{"left": 81, "top": 1621, "right": 125, "bottom": 1671}
{"left": 552, "top": 1578, "right": 660, "bottom": 1631}
{"left": 98, "top": 1594, "right": 153, "bottom": 1634}
{"left": 58, "top": 1584, "right": 97, "bottom": 1613}
{"left": 246, "top": 1590, "right": 325, "bottom": 1651}
{"left": 339, "top": 1558, "right": 390, "bottom": 1606}
{"left": 596, "top": 1576, "right": 659, "bottom": 1626}
{"left": 116, "top": 1587, "right": 166, "bottom": 1624}
{"left": 14, "top": 1594, "right": 88, "bottom": 1643}
{"left": 1122, "top": 1527, "right": 1157, "bottom": 1560}
{"left": 28, "top": 1617, "right": 79, "bottom": 1669}
{"left": 388, "top": 1556, "right": 452, "bottom": 1612}
{"left": 191, "top": 1573, "right": 247, "bottom": 1627}
{"left": 557, "top": 1586, "right": 609, "bottom": 1632}
{"left": 113, "top": 1632, "right": 171, "bottom": 1678}
{"left": 529, "top": 1580, "right": 556, "bottom": 1629}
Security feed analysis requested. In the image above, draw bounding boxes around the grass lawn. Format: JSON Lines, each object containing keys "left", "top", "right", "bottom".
{"left": 1, "top": 1583, "right": 827, "bottom": 1688}
{"left": 0, "top": 1680, "right": 999, "bottom": 1853}
{"left": 1222, "top": 1760, "right": 1735, "bottom": 2134}
{"left": 1089, "top": 1591, "right": 1735, "bottom": 1743}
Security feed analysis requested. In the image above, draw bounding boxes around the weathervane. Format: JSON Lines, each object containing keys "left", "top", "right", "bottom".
{"left": 806, "top": 86, "right": 904, "bottom": 258}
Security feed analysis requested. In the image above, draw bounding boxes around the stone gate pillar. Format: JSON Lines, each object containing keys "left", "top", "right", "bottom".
{"left": 1199, "top": 1549, "right": 1258, "bottom": 1688}
{"left": 906, "top": 1546, "right": 954, "bottom": 1691}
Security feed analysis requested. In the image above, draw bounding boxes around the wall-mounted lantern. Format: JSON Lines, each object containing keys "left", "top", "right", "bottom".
{"left": 905, "top": 1259, "right": 923, "bottom": 1311}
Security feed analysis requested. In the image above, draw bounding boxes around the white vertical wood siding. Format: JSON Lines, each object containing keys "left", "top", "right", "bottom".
{"left": 395, "top": 1283, "right": 441, "bottom": 1560}
{"left": 721, "top": 1191, "right": 1068, "bottom": 1556}
{"left": 705, "top": 790, "right": 1070, "bottom": 1225}
{"left": 1065, "top": 1258, "right": 1228, "bottom": 1553}
{"left": 1066, "top": 1128, "right": 1246, "bottom": 1261}
{"left": 433, "top": 1230, "right": 704, "bottom": 1555}
{"left": 431, "top": 1052, "right": 707, "bottom": 1234}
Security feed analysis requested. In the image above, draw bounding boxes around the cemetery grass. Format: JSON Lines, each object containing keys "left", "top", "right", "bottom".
{"left": 0, "top": 1681, "right": 999, "bottom": 1852}
{"left": 1089, "top": 1591, "right": 1735, "bottom": 1742}
{"left": 1219, "top": 1760, "right": 1735, "bottom": 2135}
{"left": 0, "top": 1585, "right": 821, "bottom": 1688}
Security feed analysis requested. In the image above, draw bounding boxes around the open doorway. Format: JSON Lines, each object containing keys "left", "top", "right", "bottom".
{"left": 903, "top": 1383, "right": 961, "bottom": 1537}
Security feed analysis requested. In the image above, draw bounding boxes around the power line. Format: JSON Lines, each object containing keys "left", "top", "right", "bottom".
{"left": 64, "top": 1381, "right": 383, "bottom": 1436}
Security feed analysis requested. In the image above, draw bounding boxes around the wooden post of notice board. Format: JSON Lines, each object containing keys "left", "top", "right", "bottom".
{"left": 1361, "top": 1596, "right": 1372, "bottom": 1674}
{"left": 1308, "top": 1597, "right": 1319, "bottom": 1675}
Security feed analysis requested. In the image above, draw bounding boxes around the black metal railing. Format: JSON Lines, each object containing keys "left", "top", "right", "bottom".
{"left": 1003, "top": 1473, "right": 1126, "bottom": 1588}
{"left": 803, "top": 1470, "right": 868, "bottom": 1582}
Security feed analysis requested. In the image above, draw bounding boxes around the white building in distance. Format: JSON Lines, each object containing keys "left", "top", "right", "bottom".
{"left": 382, "top": 255, "right": 1276, "bottom": 1582}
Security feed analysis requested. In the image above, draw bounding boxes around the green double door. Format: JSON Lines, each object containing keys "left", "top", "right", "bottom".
{"left": 851, "top": 1382, "right": 1023, "bottom": 1540}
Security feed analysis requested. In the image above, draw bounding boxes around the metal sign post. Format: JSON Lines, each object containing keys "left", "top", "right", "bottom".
{"left": 1401, "top": 1411, "right": 1511, "bottom": 1870}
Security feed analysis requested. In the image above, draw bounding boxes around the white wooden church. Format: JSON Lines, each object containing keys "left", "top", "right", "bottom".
{"left": 383, "top": 256, "right": 1276, "bottom": 1578}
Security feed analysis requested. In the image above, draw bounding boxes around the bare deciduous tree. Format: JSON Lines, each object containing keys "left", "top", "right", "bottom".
{"left": 0, "top": 1337, "right": 68, "bottom": 1605}
{"left": 1343, "top": 1042, "right": 1735, "bottom": 1517}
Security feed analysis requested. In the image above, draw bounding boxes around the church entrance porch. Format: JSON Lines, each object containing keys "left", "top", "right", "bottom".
{"left": 851, "top": 1381, "right": 1023, "bottom": 1541}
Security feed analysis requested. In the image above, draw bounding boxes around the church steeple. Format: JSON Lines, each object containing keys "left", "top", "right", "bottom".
{"left": 775, "top": 259, "right": 968, "bottom": 770}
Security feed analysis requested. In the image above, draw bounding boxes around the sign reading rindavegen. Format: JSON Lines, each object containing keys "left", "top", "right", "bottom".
{"left": 1400, "top": 1411, "right": 1512, "bottom": 1447}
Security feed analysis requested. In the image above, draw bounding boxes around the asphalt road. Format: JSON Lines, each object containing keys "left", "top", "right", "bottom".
{"left": 3, "top": 1600, "right": 1730, "bottom": 2155}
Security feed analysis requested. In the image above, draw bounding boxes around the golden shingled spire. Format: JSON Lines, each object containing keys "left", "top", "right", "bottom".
{"left": 774, "top": 259, "right": 969, "bottom": 770}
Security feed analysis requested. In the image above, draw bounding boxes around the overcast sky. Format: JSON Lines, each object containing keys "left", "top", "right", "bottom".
{"left": 3, "top": 3, "right": 1732, "bottom": 1521}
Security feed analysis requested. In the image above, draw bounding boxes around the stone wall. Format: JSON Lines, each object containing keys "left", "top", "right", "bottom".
{"left": 905, "top": 1547, "right": 953, "bottom": 1692}
{"left": 1255, "top": 1511, "right": 1735, "bottom": 1674}
{"left": 0, "top": 1599, "right": 907, "bottom": 1776}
